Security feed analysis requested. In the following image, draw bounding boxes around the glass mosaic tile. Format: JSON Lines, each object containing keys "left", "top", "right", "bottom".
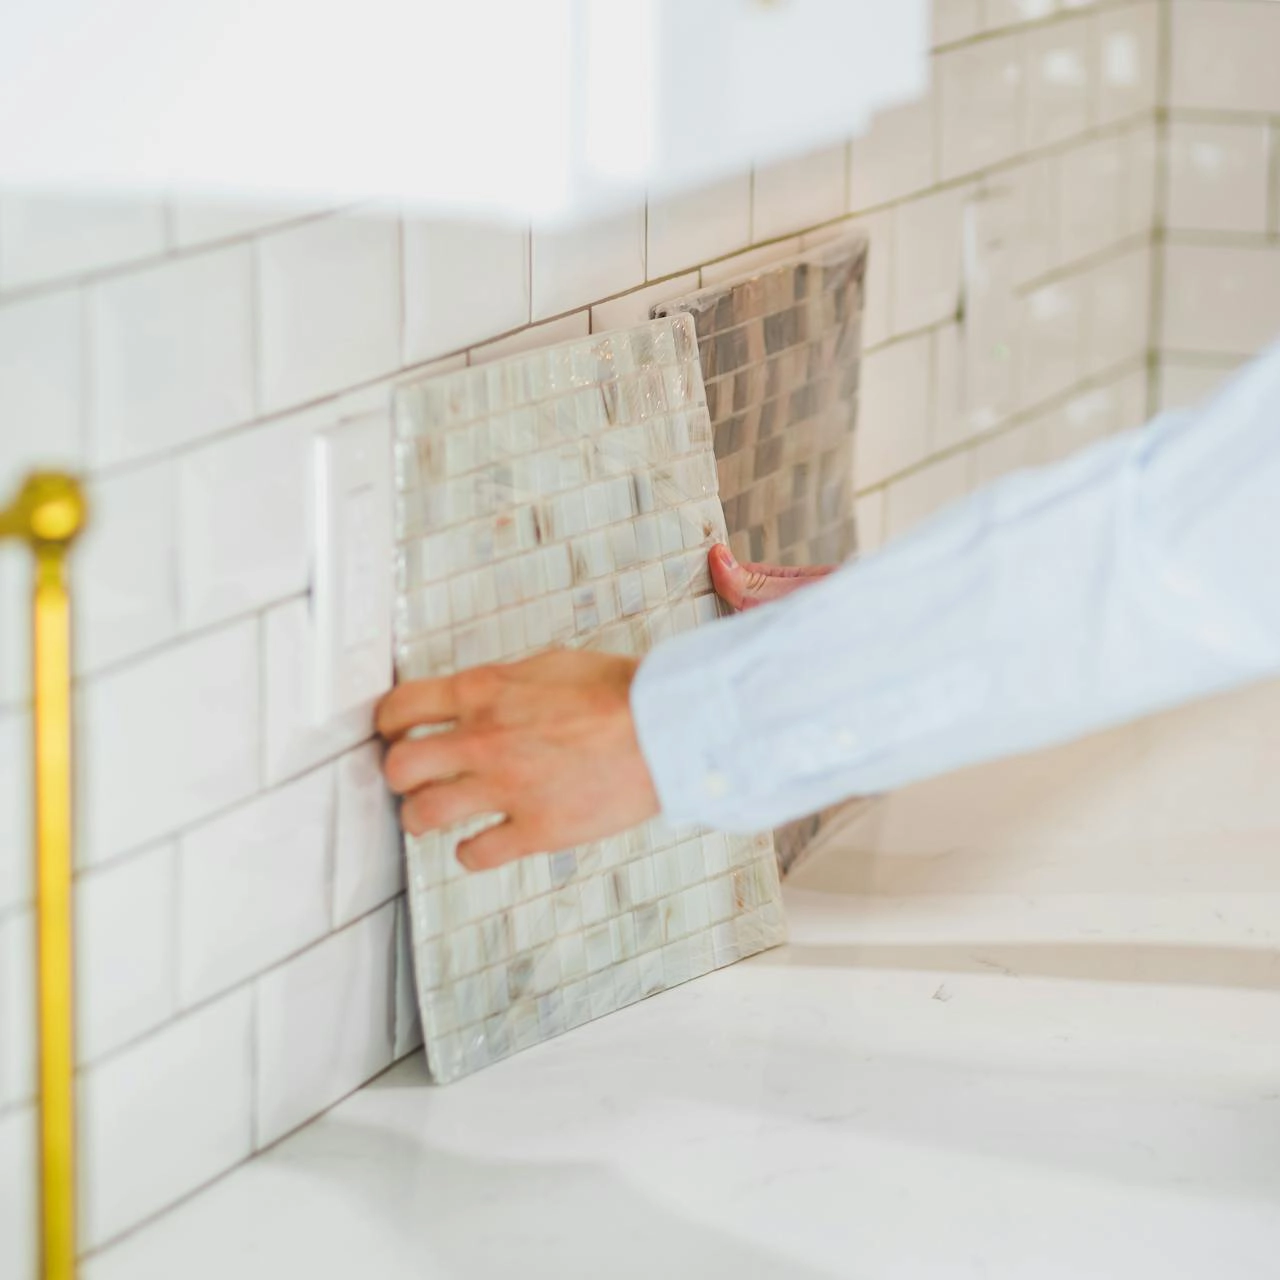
{"left": 393, "top": 315, "right": 787, "bottom": 1084}
{"left": 653, "top": 235, "right": 868, "bottom": 876}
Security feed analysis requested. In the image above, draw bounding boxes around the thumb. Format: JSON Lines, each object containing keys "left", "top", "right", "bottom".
{"left": 708, "top": 544, "right": 810, "bottom": 612}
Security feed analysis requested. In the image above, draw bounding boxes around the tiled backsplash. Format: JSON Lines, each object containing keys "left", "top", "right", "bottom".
{"left": 1156, "top": 0, "right": 1280, "bottom": 410}
{"left": 2, "top": 0, "right": 1278, "bottom": 1270}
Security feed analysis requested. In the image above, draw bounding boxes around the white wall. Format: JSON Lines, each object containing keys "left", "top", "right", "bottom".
{"left": 7, "top": 0, "right": 1276, "bottom": 1270}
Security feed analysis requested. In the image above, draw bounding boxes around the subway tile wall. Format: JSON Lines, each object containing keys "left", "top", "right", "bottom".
{"left": 1156, "top": 0, "right": 1280, "bottom": 410}
{"left": 6, "top": 0, "right": 1276, "bottom": 1268}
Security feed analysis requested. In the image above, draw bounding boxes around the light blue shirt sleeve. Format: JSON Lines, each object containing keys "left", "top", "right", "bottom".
{"left": 631, "top": 342, "right": 1280, "bottom": 833}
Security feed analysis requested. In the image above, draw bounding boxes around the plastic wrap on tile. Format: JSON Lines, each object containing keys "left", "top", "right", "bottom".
{"left": 653, "top": 236, "right": 868, "bottom": 876}
{"left": 393, "top": 316, "right": 787, "bottom": 1084}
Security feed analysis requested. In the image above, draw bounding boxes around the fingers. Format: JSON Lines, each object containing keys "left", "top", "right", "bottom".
{"left": 382, "top": 732, "right": 472, "bottom": 795}
{"left": 708, "top": 544, "right": 835, "bottom": 611}
{"left": 401, "top": 779, "right": 497, "bottom": 837}
{"left": 456, "top": 820, "right": 538, "bottom": 872}
{"left": 376, "top": 677, "right": 461, "bottom": 741}
{"left": 377, "top": 666, "right": 508, "bottom": 742}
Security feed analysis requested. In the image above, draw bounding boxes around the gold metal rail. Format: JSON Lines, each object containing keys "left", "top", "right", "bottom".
{"left": 1, "top": 474, "right": 87, "bottom": 1280}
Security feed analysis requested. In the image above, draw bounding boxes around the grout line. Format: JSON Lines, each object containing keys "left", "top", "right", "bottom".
{"left": 931, "top": 0, "right": 1139, "bottom": 56}
{"left": 77, "top": 1044, "right": 412, "bottom": 1265}
{"left": 854, "top": 351, "right": 1150, "bottom": 500}
{"left": 248, "top": 984, "right": 260, "bottom": 1151}
{"left": 0, "top": 205, "right": 352, "bottom": 310}
{"left": 78, "top": 895, "right": 399, "bottom": 1080}
{"left": 395, "top": 212, "right": 407, "bottom": 371}
{"left": 1145, "top": 0, "right": 1175, "bottom": 418}
{"left": 77, "top": 283, "right": 93, "bottom": 468}
{"left": 1270, "top": 119, "right": 1280, "bottom": 237}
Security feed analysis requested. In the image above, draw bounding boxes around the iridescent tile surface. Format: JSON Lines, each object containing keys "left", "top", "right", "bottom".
{"left": 393, "top": 315, "right": 786, "bottom": 1084}
{"left": 653, "top": 236, "right": 868, "bottom": 875}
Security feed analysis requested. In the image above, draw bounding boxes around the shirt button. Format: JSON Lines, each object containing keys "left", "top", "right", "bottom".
{"left": 703, "top": 770, "right": 730, "bottom": 799}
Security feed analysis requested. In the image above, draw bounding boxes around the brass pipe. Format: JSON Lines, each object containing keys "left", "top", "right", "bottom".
{"left": 1, "top": 474, "right": 87, "bottom": 1280}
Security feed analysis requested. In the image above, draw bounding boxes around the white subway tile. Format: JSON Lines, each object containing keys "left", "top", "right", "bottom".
{"left": 468, "top": 311, "right": 590, "bottom": 366}
{"left": 1158, "top": 357, "right": 1241, "bottom": 413}
{"left": 0, "top": 546, "right": 27, "bottom": 708}
{"left": 75, "top": 460, "right": 177, "bottom": 674}
{"left": 0, "top": 290, "right": 83, "bottom": 496}
{"left": 849, "top": 97, "right": 936, "bottom": 213}
{"left": 531, "top": 204, "right": 646, "bottom": 321}
{"left": 698, "top": 236, "right": 803, "bottom": 287}
{"left": 854, "top": 491, "right": 885, "bottom": 556}
{"left": 984, "top": 0, "right": 1053, "bottom": 30}
{"left": 995, "top": 157, "right": 1057, "bottom": 289}
{"left": 1018, "top": 275, "right": 1085, "bottom": 410}
{"left": 938, "top": 36, "right": 1023, "bottom": 181}
{"left": 178, "top": 415, "right": 312, "bottom": 631}
{"left": 856, "top": 335, "right": 934, "bottom": 488}
{"left": 79, "top": 621, "right": 259, "bottom": 867}
{"left": 1170, "top": 0, "right": 1280, "bottom": 114}
{"left": 1166, "top": 120, "right": 1271, "bottom": 236}
{"left": 647, "top": 175, "right": 752, "bottom": 280}
{"left": 892, "top": 186, "right": 966, "bottom": 335}
{"left": 0, "top": 192, "right": 164, "bottom": 291}
{"left": 75, "top": 844, "right": 175, "bottom": 1063}
{"left": 1023, "top": 14, "right": 1095, "bottom": 149}
{"left": 1042, "top": 382, "right": 1119, "bottom": 462}
{"left": 256, "top": 212, "right": 401, "bottom": 414}
{"left": 169, "top": 198, "right": 329, "bottom": 250}
{"left": 0, "top": 710, "right": 31, "bottom": 914}
{"left": 884, "top": 453, "right": 973, "bottom": 541}
{"left": 333, "top": 741, "right": 401, "bottom": 928}
{"left": 1162, "top": 243, "right": 1280, "bottom": 358}
{"left": 1095, "top": 2, "right": 1160, "bottom": 126}
{"left": 1122, "top": 121, "right": 1160, "bottom": 243}
{"left": 1057, "top": 133, "right": 1126, "bottom": 267}
{"left": 932, "top": 0, "right": 982, "bottom": 46}
{"left": 1083, "top": 246, "right": 1151, "bottom": 379}
{"left": 254, "top": 903, "right": 395, "bottom": 1146}
{"left": 1112, "top": 366, "right": 1150, "bottom": 435}
{"left": 931, "top": 320, "right": 967, "bottom": 453}
{"left": 752, "top": 143, "right": 848, "bottom": 242}
{"left": 0, "top": 1107, "right": 36, "bottom": 1280}
{"left": 262, "top": 597, "right": 374, "bottom": 787}
{"left": 590, "top": 272, "right": 700, "bottom": 334}
{"left": 78, "top": 991, "right": 253, "bottom": 1249}
{"left": 402, "top": 219, "right": 530, "bottom": 364}
{"left": 88, "top": 246, "right": 255, "bottom": 468}
{"left": 973, "top": 419, "right": 1051, "bottom": 486}
{"left": 178, "top": 767, "right": 332, "bottom": 1007}
{"left": 392, "top": 895, "right": 422, "bottom": 1059}
{"left": 0, "top": 908, "right": 33, "bottom": 1110}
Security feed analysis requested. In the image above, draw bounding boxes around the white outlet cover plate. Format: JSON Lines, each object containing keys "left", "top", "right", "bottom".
{"left": 311, "top": 412, "right": 393, "bottom": 725}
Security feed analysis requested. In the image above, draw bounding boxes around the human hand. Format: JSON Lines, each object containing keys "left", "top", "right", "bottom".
{"left": 709, "top": 544, "right": 835, "bottom": 611}
{"left": 378, "top": 650, "right": 659, "bottom": 871}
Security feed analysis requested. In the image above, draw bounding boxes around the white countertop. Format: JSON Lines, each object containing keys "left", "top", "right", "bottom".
{"left": 85, "top": 802, "right": 1280, "bottom": 1280}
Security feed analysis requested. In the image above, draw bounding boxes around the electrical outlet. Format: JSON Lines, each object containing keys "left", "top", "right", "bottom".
{"left": 311, "top": 412, "right": 393, "bottom": 725}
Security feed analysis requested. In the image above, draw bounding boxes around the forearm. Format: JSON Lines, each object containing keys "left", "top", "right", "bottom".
{"left": 632, "top": 343, "right": 1280, "bottom": 831}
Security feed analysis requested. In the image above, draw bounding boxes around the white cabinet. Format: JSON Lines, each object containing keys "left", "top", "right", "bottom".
{"left": 0, "top": 0, "right": 927, "bottom": 223}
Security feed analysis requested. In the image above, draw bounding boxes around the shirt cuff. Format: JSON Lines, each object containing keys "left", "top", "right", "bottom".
{"left": 630, "top": 621, "right": 750, "bottom": 830}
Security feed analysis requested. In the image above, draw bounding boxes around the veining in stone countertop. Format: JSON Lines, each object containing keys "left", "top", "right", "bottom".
{"left": 85, "top": 789, "right": 1280, "bottom": 1280}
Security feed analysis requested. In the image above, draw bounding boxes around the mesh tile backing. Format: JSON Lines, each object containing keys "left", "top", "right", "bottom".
{"left": 393, "top": 315, "right": 786, "bottom": 1084}
{"left": 653, "top": 236, "right": 868, "bottom": 875}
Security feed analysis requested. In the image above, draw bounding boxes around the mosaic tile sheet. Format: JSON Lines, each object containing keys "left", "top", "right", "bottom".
{"left": 393, "top": 316, "right": 787, "bottom": 1084}
{"left": 653, "top": 235, "right": 868, "bottom": 876}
